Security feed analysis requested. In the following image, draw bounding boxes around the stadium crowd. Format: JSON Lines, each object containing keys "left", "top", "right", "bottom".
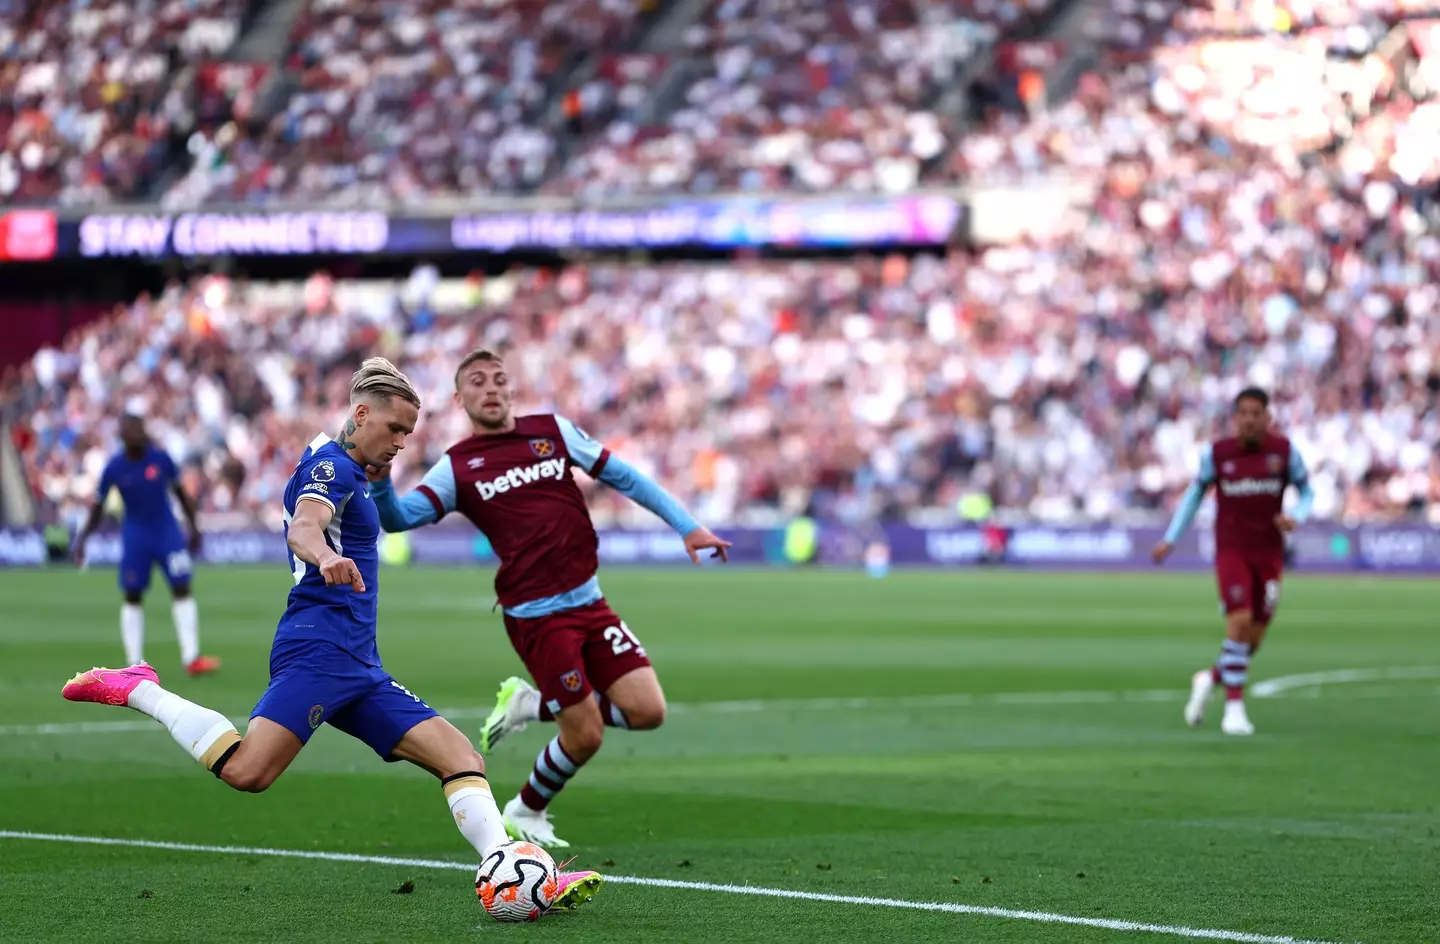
{"left": 4, "top": 247, "right": 1437, "bottom": 532}
{"left": 4, "top": 0, "right": 1439, "bottom": 529}
{"left": 543, "top": 0, "right": 1005, "bottom": 198}
{"left": 0, "top": 0, "right": 251, "bottom": 205}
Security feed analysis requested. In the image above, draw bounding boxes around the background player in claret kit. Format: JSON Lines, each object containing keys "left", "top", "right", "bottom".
{"left": 59, "top": 359, "right": 602, "bottom": 913}
{"left": 73, "top": 414, "right": 219, "bottom": 676}
{"left": 371, "top": 348, "right": 731, "bottom": 848}
{"left": 1153, "top": 387, "right": 1315, "bottom": 737}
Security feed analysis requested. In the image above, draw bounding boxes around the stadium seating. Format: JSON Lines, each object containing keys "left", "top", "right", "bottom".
{"left": 0, "top": 0, "right": 250, "bottom": 205}
{"left": 164, "top": 0, "right": 659, "bottom": 206}
{"left": 6, "top": 253, "right": 1438, "bottom": 531}
{"left": 545, "top": 0, "right": 1002, "bottom": 197}
{"left": 4, "top": 0, "right": 1439, "bottom": 529}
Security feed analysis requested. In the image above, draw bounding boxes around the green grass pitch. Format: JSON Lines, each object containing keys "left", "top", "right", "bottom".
{"left": 0, "top": 566, "right": 1437, "bottom": 943}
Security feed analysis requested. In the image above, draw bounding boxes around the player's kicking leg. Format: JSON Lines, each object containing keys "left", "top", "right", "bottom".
{"left": 60, "top": 663, "right": 299, "bottom": 789}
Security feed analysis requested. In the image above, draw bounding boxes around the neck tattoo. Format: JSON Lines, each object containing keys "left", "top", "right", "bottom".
{"left": 337, "top": 417, "right": 358, "bottom": 451}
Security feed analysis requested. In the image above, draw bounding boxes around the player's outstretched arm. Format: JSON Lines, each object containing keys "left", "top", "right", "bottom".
{"left": 368, "top": 456, "right": 456, "bottom": 533}
{"left": 557, "top": 416, "right": 732, "bottom": 563}
{"left": 288, "top": 498, "right": 365, "bottom": 591}
{"left": 602, "top": 456, "right": 731, "bottom": 563}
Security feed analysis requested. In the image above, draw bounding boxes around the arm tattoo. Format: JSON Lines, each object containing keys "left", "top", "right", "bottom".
{"left": 337, "top": 417, "right": 358, "bottom": 451}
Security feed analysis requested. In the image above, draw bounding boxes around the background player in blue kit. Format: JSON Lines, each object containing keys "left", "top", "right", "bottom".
{"left": 73, "top": 414, "right": 219, "bottom": 675}
{"left": 60, "top": 358, "right": 602, "bottom": 912}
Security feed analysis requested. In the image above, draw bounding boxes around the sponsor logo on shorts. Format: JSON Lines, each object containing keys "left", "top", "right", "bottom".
{"left": 560, "top": 669, "right": 583, "bottom": 692}
{"left": 530, "top": 438, "right": 555, "bottom": 458}
{"left": 311, "top": 460, "right": 336, "bottom": 483}
{"left": 1229, "top": 584, "right": 1245, "bottom": 601}
{"left": 1219, "top": 477, "right": 1283, "bottom": 497}
{"left": 474, "top": 458, "right": 568, "bottom": 501}
{"left": 309, "top": 704, "right": 324, "bottom": 729}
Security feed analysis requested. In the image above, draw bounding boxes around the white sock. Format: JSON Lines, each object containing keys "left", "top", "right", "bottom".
{"left": 127, "top": 679, "right": 238, "bottom": 767}
{"left": 121, "top": 604, "right": 144, "bottom": 665}
{"left": 172, "top": 597, "right": 199, "bottom": 665}
{"left": 444, "top": 776, "right": 509, "bottom": 857}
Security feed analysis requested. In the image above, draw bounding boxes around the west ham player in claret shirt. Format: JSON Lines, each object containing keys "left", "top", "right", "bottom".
{"left": 371, "top": 348, "right": 731, "bottom": 848}
{"left": 1153, "top": 387, "right": 1315, "bottom": 736}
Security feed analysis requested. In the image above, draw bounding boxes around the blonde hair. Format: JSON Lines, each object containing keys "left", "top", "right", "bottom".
{"left": 350, "top": 357, "right": 421, "bottom": 408}
{"left": 454, "top": 348, "right": 503, "bottom": 389}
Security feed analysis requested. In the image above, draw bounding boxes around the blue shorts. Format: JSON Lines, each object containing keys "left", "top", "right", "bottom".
{"left": 251, "top": 640, "right": 439, "bottom": 761}
{"left": 120, "top": 533, "right": 192, "bottom": 594}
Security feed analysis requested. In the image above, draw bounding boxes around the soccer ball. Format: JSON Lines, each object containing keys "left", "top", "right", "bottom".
{"left": 475, "top": 840, "right": 560, "bottom": 922}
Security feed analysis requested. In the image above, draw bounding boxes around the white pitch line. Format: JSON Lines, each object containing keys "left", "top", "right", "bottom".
{"left": 0, "top": 830, "right": 1344, "bottom": 944}
{"left": 5, "top": 668, "right": 1438, "bottom": 739}
{"left": 1250, "top": 666, "right": 1440, "bottom": 698}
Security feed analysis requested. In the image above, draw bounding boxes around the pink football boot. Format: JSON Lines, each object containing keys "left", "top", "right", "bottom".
{"left": 61, "top": 663, "right": 159, "bottom": 707}
{"left": 549, "top": 868, "right": 603, "bottom": 912}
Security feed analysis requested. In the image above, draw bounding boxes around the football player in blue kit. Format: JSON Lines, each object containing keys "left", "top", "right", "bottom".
{"left": 74, "top": 414, "right": 219, "bottom": 675}
{"left": 60, "top": 358, "right": 602, "bottom": 913}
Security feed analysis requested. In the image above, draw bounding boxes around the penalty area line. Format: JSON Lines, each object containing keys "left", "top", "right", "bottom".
{"left": 0, "top": 830, "right": 1344, "bottom": 944}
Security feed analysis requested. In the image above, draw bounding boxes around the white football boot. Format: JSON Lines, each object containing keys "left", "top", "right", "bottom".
{"left": 503, "top": 794, "right": 572, "bottom": 849}
{"left": 1221, "top": 699, "right": 1255, "bottom": 736}
{"left": 480, "top": 676, "right": 539, "bottom": 753}
{"left": 1184, "top": 669, "right": 1214, "bottom": 728}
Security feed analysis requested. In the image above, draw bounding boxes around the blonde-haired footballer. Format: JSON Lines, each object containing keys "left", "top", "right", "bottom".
{"left": 60, "top": 358, "right": 602, "bottom": 912}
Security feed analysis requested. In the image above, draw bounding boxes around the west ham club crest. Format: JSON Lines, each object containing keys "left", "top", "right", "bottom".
{"left": 530, "top": 438, "right": 555, "bottom": 458}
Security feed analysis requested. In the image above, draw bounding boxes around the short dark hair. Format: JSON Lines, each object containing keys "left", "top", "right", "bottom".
{"left": 454, "top": 348, "right": 503, "bottom": 389}
{"left": 1235, "top": 386, "right": 1269, "bottom": 409}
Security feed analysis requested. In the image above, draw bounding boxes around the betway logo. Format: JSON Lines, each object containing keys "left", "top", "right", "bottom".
{"left": 1219, "top": 478, "right": 1283, "bottom": 497}
{"left": 475, "top": 459, "right": 567, "bottom": 500}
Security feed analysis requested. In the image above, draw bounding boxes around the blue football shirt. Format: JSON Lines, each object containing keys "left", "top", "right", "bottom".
{"left": 275, "top": 434, "right": 382, "bottom": 667}
{"left": 97, "top": 445, "right": 182, "bottom": 540}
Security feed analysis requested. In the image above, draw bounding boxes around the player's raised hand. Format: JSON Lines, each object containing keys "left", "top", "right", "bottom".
{"left": 1151, "top": 541, "right": 1174, "bottom": 565}
{"left": 365, "top": 462, "right": 392, "bottom": 484}
{"left": 683, "top": 526, "right": 732, "bottom": 565}
{"left": 1274, "top": 514, "right": 1297, "bottom": 534}
{"left": 319, "top": 554, "right": 366, "bottom": 592}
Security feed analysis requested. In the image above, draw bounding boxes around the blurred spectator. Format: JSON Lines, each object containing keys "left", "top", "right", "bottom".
{"left": 165, "top": 0, "right": 651, "bottom": 206}
{"left": 547, "top": 0, "right": 1002, "bottom": 197}
{"left": 0, "top": 0, "right": 247, "bottom": 204}
{"left": 6, "top": 255, "right": 1437, "bottom": 531}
